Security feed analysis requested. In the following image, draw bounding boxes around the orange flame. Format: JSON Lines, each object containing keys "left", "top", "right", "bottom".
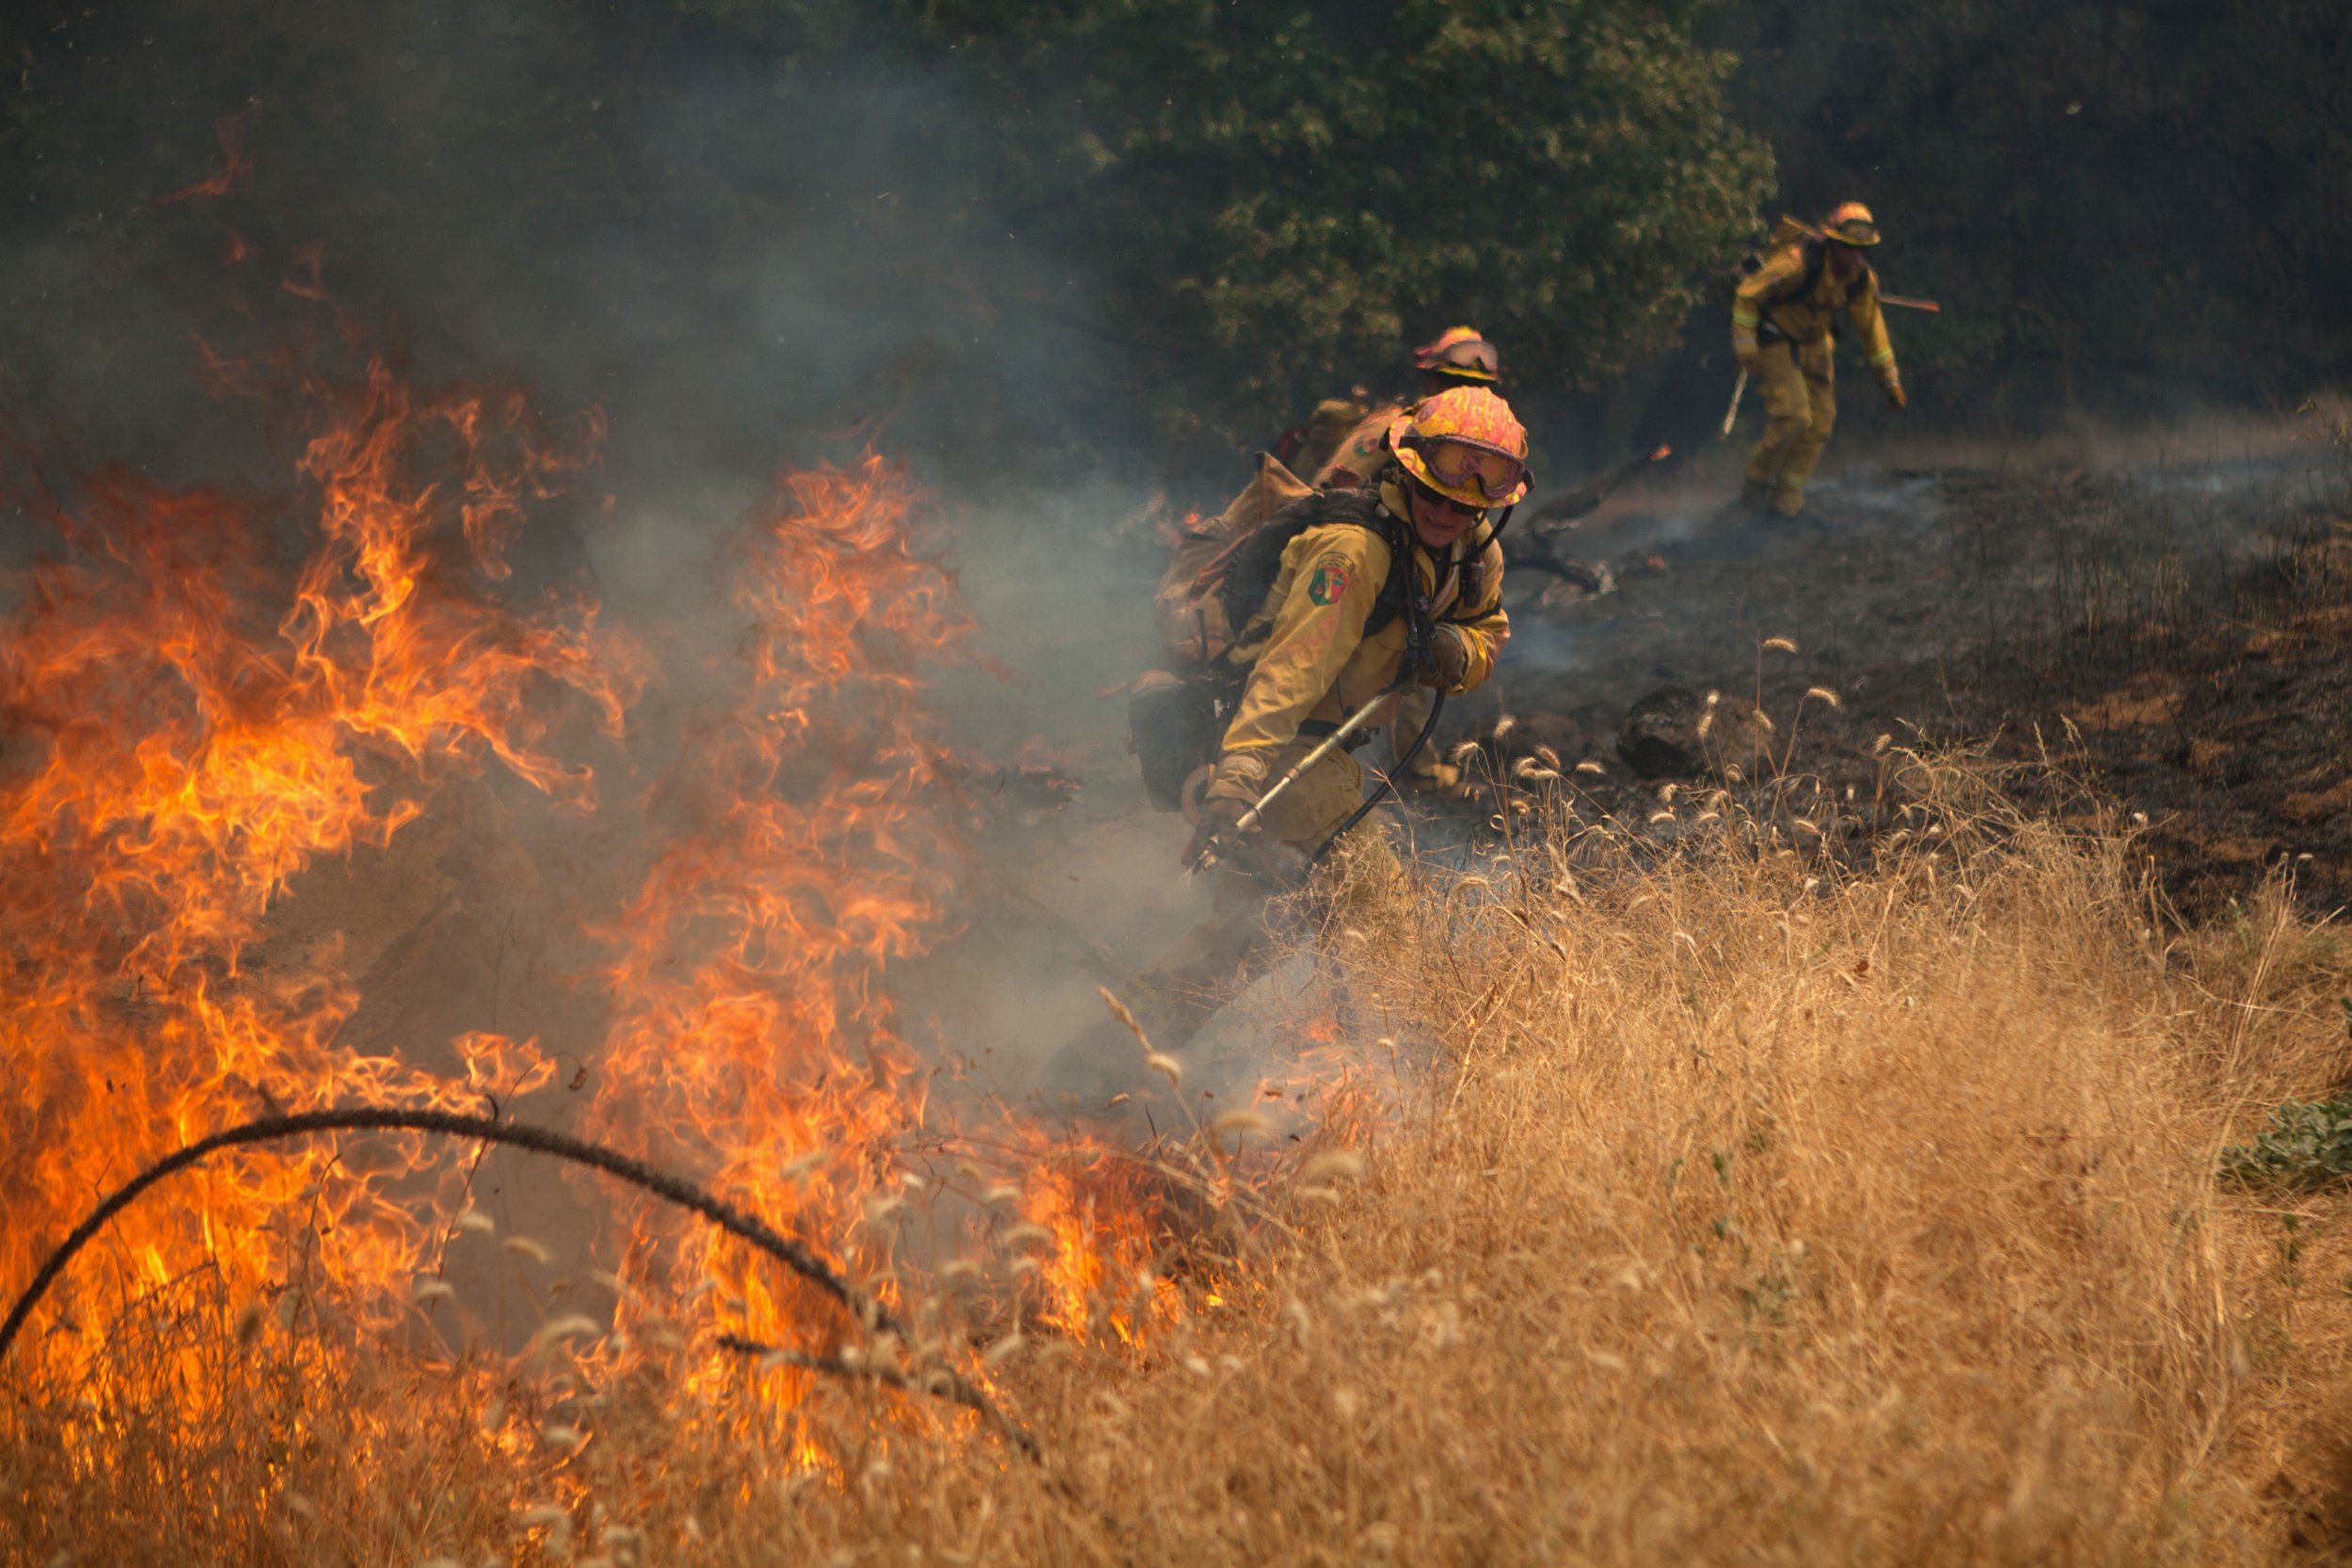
{"left": 149, "top": 109, "right": 254, "bottom": 209}
{"left": 585, "top": 454, "right": 973, "bottom": 1355}
{"left": 0, "top": 357, "right": 637, "bottom": 1380}
{"left": 1014, "top": 1132, "right": 1183, "bottom": 1344}
{"left": 0, "top": 319, "right": 1302, "bottom": 1476}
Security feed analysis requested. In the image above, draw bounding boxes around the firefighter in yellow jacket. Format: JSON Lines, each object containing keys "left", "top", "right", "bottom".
{"left": 1044, "top": 388, "right": 1526, "bottom": 1101}
{"left": 1733, "top": 202, "right": 1907, "bottom": 517}
{"left": 1308, "top": 326, "right": 1507, "bottom": 798}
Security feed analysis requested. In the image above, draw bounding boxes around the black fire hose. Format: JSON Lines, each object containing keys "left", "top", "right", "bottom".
{"left": 1306, "top": 687, "right": 1444, "bottom": 871}
{"left": 0, "top": 1106, "right": 1038, "bottom": 1458}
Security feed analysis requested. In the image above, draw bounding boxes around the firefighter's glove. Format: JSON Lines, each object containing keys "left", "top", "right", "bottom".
{"left": 1881, "top": 373, "right": 1907, "bottom": 413}
{"left": 1191, "top": 756, "right": 1309, "bottom": 881}
{"left": 1188, "top": 757, "right": 1264, "bottom": 868}
{"left": 1186, "top": 794, "right": 1253, "bottom": 868}
{"left": 1419, "top": 624, "right": 1472, "bottom": 691}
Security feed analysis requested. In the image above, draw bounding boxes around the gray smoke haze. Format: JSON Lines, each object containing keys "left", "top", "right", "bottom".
{"left": 0, "top": 0, "right": 1262, "bottom": 1339}
{"left": 1, "top": 2, "right": 1158, "bottom": 482}
{"left": 15, "top": 0, "right": 2352, "bottom": 1353}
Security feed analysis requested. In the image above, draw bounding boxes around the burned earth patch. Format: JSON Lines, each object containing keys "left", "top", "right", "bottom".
{"left": 1438, "top": 440, "right": 2352, "bottom": 918}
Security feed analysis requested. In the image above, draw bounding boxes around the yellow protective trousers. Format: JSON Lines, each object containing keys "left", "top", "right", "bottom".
{"left": 1743, "top": 339, "right": 1836, "bottom": 515}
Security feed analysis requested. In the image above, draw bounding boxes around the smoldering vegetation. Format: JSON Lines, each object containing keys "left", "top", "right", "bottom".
{"left": 20, "top": 765, "right": 2352, "bottom": 1563}
{"left": 9, "top": 1, "right": 2352, "bottom": 1563}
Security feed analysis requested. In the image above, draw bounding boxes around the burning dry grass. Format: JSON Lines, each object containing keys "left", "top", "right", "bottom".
{"left": 13, "top": 774, "right": 2352, "bottom": 1565}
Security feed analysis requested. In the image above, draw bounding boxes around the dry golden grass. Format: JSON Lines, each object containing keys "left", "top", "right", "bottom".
{"left": 11, "top": 761, "right": 2352, "bottom": 1566}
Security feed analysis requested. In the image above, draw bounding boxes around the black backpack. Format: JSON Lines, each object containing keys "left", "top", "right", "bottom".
{"left": 1212, "top": 486, "right": 1420, "bottom": 652}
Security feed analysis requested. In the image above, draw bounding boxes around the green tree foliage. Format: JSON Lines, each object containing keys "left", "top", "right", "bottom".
{"left": 695, "top": 0, "right": 1773, "bottom": 447}
{"left": 1723, "top": 0, "right": 2352, "bottom": 420}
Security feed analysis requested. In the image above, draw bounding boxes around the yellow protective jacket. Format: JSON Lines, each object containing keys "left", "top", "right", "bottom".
{"left": 1216, "top": 483, "right": 1506, "bottom": 768}
{"left": 1732, "top": 240, "right": 1898, "bottom": 378}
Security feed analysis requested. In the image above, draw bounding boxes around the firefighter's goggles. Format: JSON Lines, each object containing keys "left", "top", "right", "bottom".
{"left": 1422, "top": 339, "right": 1502, "bottom": 382}
{"left": 1401, "top": 436, "right": 1526, "bottom": 505}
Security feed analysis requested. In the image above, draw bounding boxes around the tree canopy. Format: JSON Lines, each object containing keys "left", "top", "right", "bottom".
{"left": 13, "top": 0, "right": 2352, "bottom": 462}
{"left": 695, "top": 0, "right": 1775, "bottom": 446}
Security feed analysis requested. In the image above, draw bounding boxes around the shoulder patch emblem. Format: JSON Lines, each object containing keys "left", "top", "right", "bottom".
{"left": 1307, "top": 560, "right": 1351, "bottom": 607}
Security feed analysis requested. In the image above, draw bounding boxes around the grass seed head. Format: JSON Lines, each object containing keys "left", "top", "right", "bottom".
{"left": 535, "top": 1314, "right": 603, "bottom": 1347}
{"left": 517, "top": 1502, "right": 572, "bottom": 1536}
{"left": 1301, "top": 1149, "right": 1367, "bottom": 1182}
{"left": 501, "top": 1236, "right": 552, "bottom": 1265}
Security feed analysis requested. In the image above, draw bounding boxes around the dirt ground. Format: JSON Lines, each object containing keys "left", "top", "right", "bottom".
{"left": 1442, "top": 420, "right": 2352, "bottom": 921}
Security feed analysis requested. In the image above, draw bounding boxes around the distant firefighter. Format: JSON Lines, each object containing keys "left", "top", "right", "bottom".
{"left": 1732, "top": 202, "right": 1907, "bottom": 517}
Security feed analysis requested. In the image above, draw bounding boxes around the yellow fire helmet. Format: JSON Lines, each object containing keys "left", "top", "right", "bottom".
{"left": 1411, "top": 325, "right": 1502, "bottom": 384}
{"left": 1387, "top": 386, "right": 1532, "bottom": 509}
{"left": 1823, "top": 200, "right": 1882, "bottom": 247}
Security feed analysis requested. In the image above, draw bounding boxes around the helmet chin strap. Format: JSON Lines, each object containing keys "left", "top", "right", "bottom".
{"left": 1479, "top": 502, "right": 1518, "bottom": 552}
